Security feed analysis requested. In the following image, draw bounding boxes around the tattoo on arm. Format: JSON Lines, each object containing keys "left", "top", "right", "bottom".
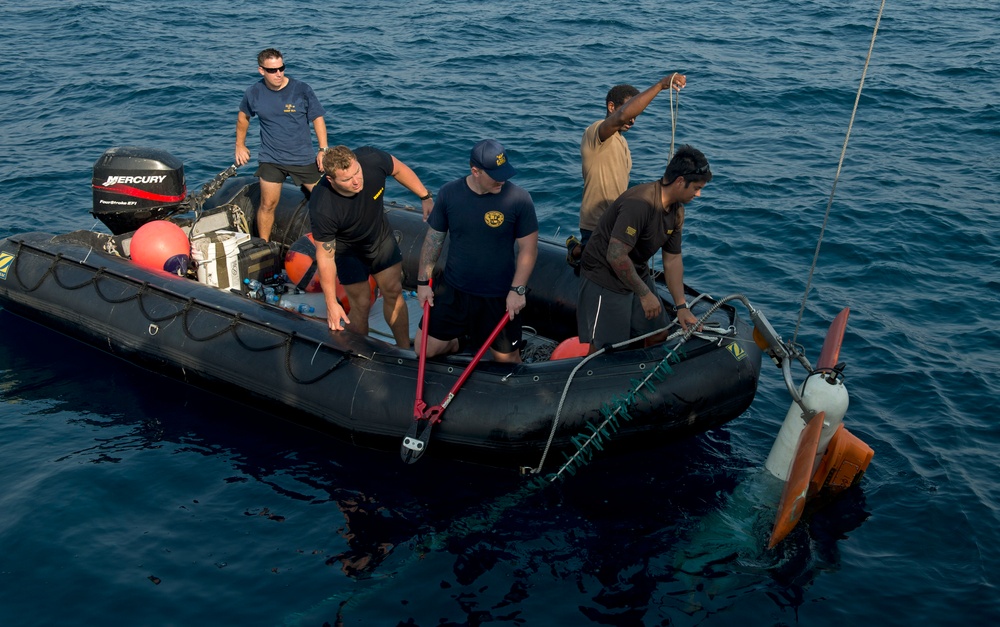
{"left": 418, "top": 230, "right": 446, "bottom": 278}
{"left": 321, "top": 240, "right": 336, "bottom": 255}
{"left": 608, "top": 239, "right": 649, "bottom": 297}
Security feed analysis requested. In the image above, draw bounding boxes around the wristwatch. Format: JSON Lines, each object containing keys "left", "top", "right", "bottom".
{"left": 510, "top": 285, "right": 527, "bottom": 296}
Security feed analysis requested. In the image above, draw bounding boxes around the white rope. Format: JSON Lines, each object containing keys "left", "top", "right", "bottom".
{"left": 793, "top": 0, "right": 886, "bottom": 345}
{"left": 668, "top": 72, "right": 680, "bottom": 159}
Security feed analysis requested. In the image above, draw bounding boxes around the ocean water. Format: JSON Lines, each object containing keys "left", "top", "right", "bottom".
{"left": 1, "top": 0, "right": 998, "bottom": 624}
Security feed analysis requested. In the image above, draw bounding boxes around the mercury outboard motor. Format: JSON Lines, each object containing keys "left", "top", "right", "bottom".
{"left": 91, "top": 146, "right": 186, "bottom": 234}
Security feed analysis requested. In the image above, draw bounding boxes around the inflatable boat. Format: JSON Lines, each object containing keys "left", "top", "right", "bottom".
{"left": 0, "top": 148, "right": 764, "bottom": 470}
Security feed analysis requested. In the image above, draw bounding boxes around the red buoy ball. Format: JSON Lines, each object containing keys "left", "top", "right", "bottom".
{"left": 130, "top": 220, "right": 191, "bottom": 276}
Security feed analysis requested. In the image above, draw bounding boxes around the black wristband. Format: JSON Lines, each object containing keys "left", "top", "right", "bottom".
{"left": 674, "top": 302, "right": 688, "bottom": 312}
{"left": 419, "top": 192, "right": 433, "bottom": 201}
{"left": 417, "top": 279, "right": 430, "bottom": 286}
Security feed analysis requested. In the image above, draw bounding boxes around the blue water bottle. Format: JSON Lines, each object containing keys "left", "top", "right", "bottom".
{"left": 244, "top": 278, "right": 262, "bottom": 300}
{"left": 297, "top": 304, "right": 315, "bottom": 315}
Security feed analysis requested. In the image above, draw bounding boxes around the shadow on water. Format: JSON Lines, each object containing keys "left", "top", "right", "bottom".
{"left": 0, "top": 309, "right": 519, "bottom": 576}
{"left": 0, "top": 308, "right": 870, "bottom": 624}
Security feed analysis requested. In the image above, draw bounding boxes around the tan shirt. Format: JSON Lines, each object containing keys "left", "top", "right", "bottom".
{"left": 579, "top": 119, "right": 631, "bottom": 232}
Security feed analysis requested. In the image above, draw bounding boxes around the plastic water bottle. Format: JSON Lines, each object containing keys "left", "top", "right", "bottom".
{"left": 297, "top": 304, "right": 315, "bottom": 315}
{"left": 265, "top": 293, "right": 281, "bottom": 304}
{"left": 244, "top": 278, "right": 262, "bottom": 300}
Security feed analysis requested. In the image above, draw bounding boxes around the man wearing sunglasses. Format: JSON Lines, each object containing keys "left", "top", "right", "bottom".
{"left": 235, "top": 48, "right": 329, "bottom": 242}
{"left": 577, "top": 145, "right": 712, "bottom": 351}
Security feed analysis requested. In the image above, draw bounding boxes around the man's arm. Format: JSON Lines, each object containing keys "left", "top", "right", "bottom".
{"left": 416, "top": 227, "right": 446, "bottom": 306}
{"left": 663, "top": 250, "right": 696, "bottom": 329}
{"left": 314, "top": 237, "right": 350, "bottom": 332}
{"left": 235, "top": 111, "right": 251, "bottom": 166}
{"left": 506, "top": 232, "right": 539, "bottom": 319}
{"left": 607, "top": 237, "right": 662, "bottom": 320}
{"left": 312, "top": 116, "right": 329, "bottom": 170}
{"left": 390, "top": 155, "right": 435, "bottom": 220}
{"left": 597, "top": 73, "right": 686, "bottom": 142}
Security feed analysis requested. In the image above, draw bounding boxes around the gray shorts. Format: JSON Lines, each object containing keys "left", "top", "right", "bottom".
{"left": 576, "top": 275, "right": 669, "bottom": 349}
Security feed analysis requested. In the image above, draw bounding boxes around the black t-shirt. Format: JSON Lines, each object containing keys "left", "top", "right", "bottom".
{"left": 580, "top": 181, "right": 683, "bottom": 294}
{"left": 308, "top": 146, "right": 394, "bottom": 254}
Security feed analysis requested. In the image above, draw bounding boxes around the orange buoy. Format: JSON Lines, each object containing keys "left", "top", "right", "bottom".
{"left": 284, "top": 233, "right": 323, "bottom": 292}
{"left": 283, "top": 233, "right": 379, "bottom": 317}
{"left": 130, "top": 220, "right": 190, "bottom": 276}
{"left": 550, "top": 336, "right": 590, "bottom": 360}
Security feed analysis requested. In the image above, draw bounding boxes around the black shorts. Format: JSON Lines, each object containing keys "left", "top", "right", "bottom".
{"left": 424, "top": 282, "right": 522, "bottom": 355}
{"left": 335, "top": 234, "right": 403, "bottom": 285}
{"left": 256, "top": 162, "right": 322, "bottom": 187}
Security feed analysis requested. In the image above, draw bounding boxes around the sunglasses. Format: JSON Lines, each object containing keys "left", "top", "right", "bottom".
{"left": 686, "top": 163, "right": 710, "bottom": 176}
{"left": 260, "top": 65, "right": 286, "bottom": 74}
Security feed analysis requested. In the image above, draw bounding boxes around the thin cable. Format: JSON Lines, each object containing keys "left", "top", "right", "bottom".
{"left": 793, "top": 0, "right": 886, "bottom": 344}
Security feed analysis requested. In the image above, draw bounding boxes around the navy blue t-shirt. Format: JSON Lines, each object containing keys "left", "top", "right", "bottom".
{"left": 428, "top": 177, "right": 538, "bottom": 297}
{"left": 239, "top": 77, "right": 325, "bottom": 166}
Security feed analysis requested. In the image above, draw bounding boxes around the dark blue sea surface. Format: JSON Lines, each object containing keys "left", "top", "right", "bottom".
{"left": 2, "top": 0, "right": 998, "bottom": 624}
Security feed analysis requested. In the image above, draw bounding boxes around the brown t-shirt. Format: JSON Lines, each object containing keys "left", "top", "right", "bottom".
{"left": 580, "top": 181, "right": 684, "bottom": 294}
{"left": 579, "top": 120, "right": 631, "bottom": 232}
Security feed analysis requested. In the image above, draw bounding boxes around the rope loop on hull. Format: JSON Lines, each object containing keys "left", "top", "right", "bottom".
{"left": 5, "top": 239, "right": 351, "bottom": 387}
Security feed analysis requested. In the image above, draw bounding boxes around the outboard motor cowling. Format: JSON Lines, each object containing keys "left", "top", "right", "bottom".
{"left": 91, "top": 146, "right": 186, "bottom": 234}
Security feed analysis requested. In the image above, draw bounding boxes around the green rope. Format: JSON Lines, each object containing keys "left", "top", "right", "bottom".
{"left": 547, "top": 346, "right": 683, "bottom": 483}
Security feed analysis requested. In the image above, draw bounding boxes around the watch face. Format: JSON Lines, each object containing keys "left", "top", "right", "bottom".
{"left": 512, "top": 285, "right": 526, "bottom": 295}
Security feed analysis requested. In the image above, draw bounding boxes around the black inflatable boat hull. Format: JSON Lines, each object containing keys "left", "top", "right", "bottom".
{"left": 0, "top": 179, "right": 762, "bottom": 468}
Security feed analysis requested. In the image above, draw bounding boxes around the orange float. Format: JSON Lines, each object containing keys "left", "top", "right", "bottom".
{"left": 284, "top": 233, "right": 323, "bottom": 292}
{"left": 549, "top": 336, "right": 590, "bottom": 360}
{"left": 130, "top": 220, "right": 190, "bottom": 275}
{"left": 283, "top": 233, "right": 378, "bottom": 316}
